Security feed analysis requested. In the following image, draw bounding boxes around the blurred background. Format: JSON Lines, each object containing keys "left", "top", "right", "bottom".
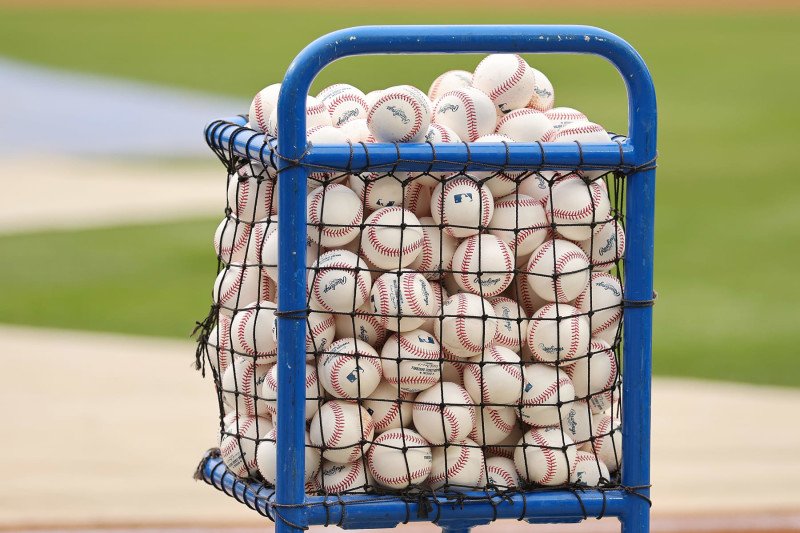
{"left": 1, "top": 0, "right": 799, "bottom": 531}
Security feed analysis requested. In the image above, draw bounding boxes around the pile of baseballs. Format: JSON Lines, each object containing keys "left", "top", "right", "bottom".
{"left": 208, "top": 54, "right": 623, "bottom": 494}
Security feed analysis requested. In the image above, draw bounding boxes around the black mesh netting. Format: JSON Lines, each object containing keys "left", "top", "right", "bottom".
{"left": 193, "top": 117, "right": 652, "bottom": 523}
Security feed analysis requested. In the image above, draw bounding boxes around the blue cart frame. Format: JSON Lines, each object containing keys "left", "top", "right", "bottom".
{"left": 201, "top": 24, "right": 656, "bottom": 533}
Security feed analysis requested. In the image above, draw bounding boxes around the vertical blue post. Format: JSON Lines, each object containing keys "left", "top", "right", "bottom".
{"left": 274, "top": 64, "right": 313, "bottom": 533}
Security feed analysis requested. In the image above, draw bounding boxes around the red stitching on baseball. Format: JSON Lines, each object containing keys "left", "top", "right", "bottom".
{"left": 557, "top": 123, "right": 606, "bottom": 138}
{"left": 551, "top": 181, "right": 606, "bottom": 221}
{"left": 253, "top": 93, "right": 268, "bottom": 133}
{"left": 441, "top": 89, "right": 478, "bottom": 141}
{"left": 483, "top": 54, "right": 527, "bottom": 103}
{"left": 367, "top": 91, "right": 424, "bottom": 142}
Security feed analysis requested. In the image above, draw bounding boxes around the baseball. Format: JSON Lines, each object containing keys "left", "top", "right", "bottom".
{"left": 221, "top": 358, "right": 271, "bottom": 418}
{"left": 544, "top": 107, "right": 588, "bottom": 131}
{"left": 267, "top": 95, "right": 331, "bottom": 137}
{"left": 546, "top": 175, "right": 612, "bottom": 242}
{"left": 553, "top": 123, "right": 613, "bottom": 180}
{"left": 334, "top": 302, "right": 388, "bottom": 350}
{"left": 309, "top": 400, "right": 374, "bottom": 463}
{"left": 518, "top": 171, "right": 556, "bottom": 206}
{"left": 484, "top": 423, "right": 523, "bottom": 459}
{"left": 369, "top": 270, "right": 435, "bottom": 332}
{"left": 339, "top": 118, "right": 372, "bottom": 143}
{"left": 362, "top": 379, "right": 416, "bottom": 432}
{"left": 496, "top": 108, "right": 556, "bottom": 142}
{"left": 408, "top": 216, "right": 458, "bottom": 280}
{"left": 472, "top": 54, "right": 535, "bottom": 116}
{"left": 306, "top": 184, "right": 363, "bottom": 248}
{"left": 451, "top": 234, "right": 515, "bottom": 297}
{"left": 570, "top": 450, "right": 610, "bottom": 486}
{"left": 317, "top": 83, "right": 369, "bottom": 128}
{"left": 485, "top": 456, "right": 521, "bottom": 489}
{"left": 308, "top": 249, "right": 372, "bottom": 313}
{"left": 490, "top": 296, "right": 529, "bottom": 353}
{"left": 519, "top": 363, "right": 575, "bottom": 427}
{"left": 463, "top": 345, "right": 524, "bottom": 406}
{"left": 526, "top": 303, "right": 590, "bottom": 366}
{"left": 413, "top": 382, "right": 476, "bottom": 445}
{"left": 256, "top": 428, "right": 321, "bottom": 484}
{"left": 206, "top": 313, "right": 233, "bottom": 376}
{"left": 567, "top": 340, "right": 619, "bottom": 414}
{"left": 361, "top": 207, "right": 423, "bottom": 270}
{"left": 574, "top": 273, "right": 623, "bottom": 344}
{"left": 578, "top": 220, "right": 625, "bottom": 273}
{"left": 368, "top": 428, "right": 433, "bottom": 489}
{"left": 470, "top": 405, "right": 517, "bottom": 446}
{"left": 432, "top": 86, "right": 497, "bottom": 141}
{"left": 349, "top": 172, "right": 423, "bottom": 213}
{"left": 584, "top": 413, "right": 622, "bottom": 472}
{"left": 213, "top": 262, "right": 273, "bottom": 317}
{"left": 489, "top": 193, "right": 549, "bottom": 265}
{"left": 435, "top": 292, "right": 498, "bottom": 357}
{"left": 428, "top": 439, "right": 485, "bottom": 490}
{"left": 219, "top": 415, "right": 273, "bottom": 478}
{"left": 318, "top": 459, "right": 370, "bottom": 493}
{"left": 367, "top": 85, "right": 430, "bottom": 142}
{"left": 300, "top": 311, "right": 336, "bottom": 358}
{"left": 381, "top": 329, "right": 441, "bottom": 393}
{"left": 318, "top": 337, "right": 383, "bottom": 399}
{"left": 227, "top": 163, "right": 277, "bottom": 222}
{"left": 262, "top": 362, "right": 321, "bottom": 421}
{"left": 514, "top": 426, "right": 576, "bottom": 486}
{"left": 431, "top": 176, "right": 494, "bottom": 239}
{"left": 504, "top": 271, "right": 549, "bottom": 319}
{"left": 249, "top": 83, "right": 281, "bottom": 134}
{"left": 428, "top": 69, "right": 472, "bottom": 101}
{"left": 561, "top": 400, "right": 593, "bottom": 449}
{"left": 214, "top": 216, "right": 251, "bottom": 266}
{"left": 525, "top": 67, "right": 555, "bottom": 113}
{"left": 526, "top": 239, "right": 591, "bottom": 303}
{"left": 230, "top": 302, "right": 278, "bottom": 364}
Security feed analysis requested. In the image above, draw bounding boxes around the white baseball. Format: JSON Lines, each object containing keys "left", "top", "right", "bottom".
{"left": 418, "top": 280, "right": 447, "bottom": 336}
{"left": 299, "top": 311, "right": 336, "bottom": 358}
{"left": 544, "top": 107, "right": 588, "bottom": 131}
{"left": 546, "top": 175, "right": 612, "bottom": 241}
{"left": 334, "top": 301, "right": 388, "bottom": 350}
{"left": 526, "top": 303, "right": 590, "bottom": 366}
{"left": 267, "top": 95, "right": 331, "bottom": 137}
{"left": 308, "top": 250, "right": 372, "bottom": 313}
{"left": 489, "top": 193, "right": 549, "bottom": 265}
{"left": 213, "top": 262, "right": 273, "bottom": 317}
{"left": 472, "top": 54, "right": 535, "bottom": 116}
{"left": 496, "top": 108, "right": 556, "bottom": 142}
{"left": 519, "top": 363, "right": 575, "bottom": 427}
{"left": 362, "top": 380, "right": 416, "bottom": 432}
{"left": 317, "top": 84, "right": 369, "bottom": 128}
{"left": 525, "top": 67, "right": 555, "bottom": 113}
{"left": 367, "top": 85, "right": 430, "bottom": 142}
{"left": 221, "top": 358, "right": 271, "bottom": 417}
{"left": 206, "top": 313, "right": 233, "bottom": 376}
{"left": 526, "top": 239, "right": 590, "bottom": 303}
{"left": 361, "top": 207, "right": 423, "bottom": 270}
{"left": 490, "top": 296, "right": 529, "bottom": 353}
{"left": 485, "top": 456, "right": 521, "bottom": 489}
{"left": 561, "top": 400, "right": 593, "bottom": 449}
{"left": 567, "top": 340, "right": 619, "bottom": 414}
{"left": 227, "top": 163, "right": 277, "bottom": 222}
{"left": 518, "top": 171, "right": 556, "bottom": 206}
{"left": 435, "top": 292, "right": 498, "bottom": 356}
{"left": 570, "top": 450, "right": 610, "bottom": 486}
{"left": 364, "top": 90, "right": 383, "bottom": 111}
{"left": 409, "top": 216, "right": 458, "bottom": 280}
{"left": 432, "top": 86, "right": 497, "bottom": 141}
{"left": 553, "top": 122, "right": 613, "bottom": 180}
{"left": 219, "top": 415, "right": 273, "bottom": 478}
{"left": 504, "top": 271, "right": 549, "bottom": 319}
{"left": 451, "top": 234, "right": 514, "bottom": 298}
{"left": 463, "top": 345, "right": 524, "bottom": 406}
{"left": 428, "top": 69, "right": 473, "bottom": 101}
{"left": 485, "top": 423, "right": 524, "bottom": 459}
{"left": 431, "top": 176, "right": 494, "bottom": 239}
{"left": 577, "top": 220, "right": 625, "bottom": 273}
{"left": 514, "top": 426, "right": 576, "bottom": 486}
{"left": 261, "top": 362, "right": 321, "bottom": 421}
{"left": 306, "top": 184, "right": 363, "bottom": 248}
{"left": 339, "top": 118, "right": 372, "bottom": 143}
{"left": 381, "top": 329, "right": 441, "bottom": 393}
{"left": 317, "top": 337, "right": 383, "bottom": 399}
{"left": 214, "top": 216, "right": 251, "bottom": 265}
{"left": 249, "top": 83, "right": 281, "bottom": 134}
{"left": 470, "top": 405, "right": 517, "bottom": 446}
{"left": 413, "top": 382, "right": 476, "bottom": 445}
{"left": 368, "top": 428, "right": 433, "bottom": 489}
{"left": 256, "top": 428, "right": 321, "bottom": 484}
{"left": 231, "top": 301, "right": 278, "bottom": 364}
{"left": 318, "top": 459, "right": 370, "bottom": 493}
{"left": 350, "top": 172, "right": 424, "bottom": 213}
{"left": 585, "top": 414, "right": 621, "bottom": 472}
{"left": 309, "top": 400, "right": 374, "bottom": 463}
{"left": 574, "top": 273, "right": 623, "bottom": 343}
{"left": 428, "top": 439, "right": 484, "bottom": 490}
{"left": 369, "top": 270, "right": 435, "bottom": 332}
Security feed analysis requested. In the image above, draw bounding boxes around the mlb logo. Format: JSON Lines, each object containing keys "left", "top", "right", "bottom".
{"left": 418, "top": 335, "right": 435, "bottom": 344}
{"left": 453, "top": 193, "right": 473, "bottom": 203}
{"left": 346, "top": 365, "right": 364, "bottom": 383}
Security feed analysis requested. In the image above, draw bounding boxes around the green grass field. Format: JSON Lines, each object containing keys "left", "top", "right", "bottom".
{"left": 1, "top": 7, "right": 799, "bottom": 386}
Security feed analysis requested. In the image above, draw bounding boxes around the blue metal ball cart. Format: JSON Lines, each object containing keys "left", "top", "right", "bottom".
{"left": 199, "top": 24, "right": 656, "bottom": 533}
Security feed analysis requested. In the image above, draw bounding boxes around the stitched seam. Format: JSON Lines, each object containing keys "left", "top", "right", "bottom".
{"left": 483, "top": 54, "right": 527, "bottom": 102}
{"left": 367, "top": 91, "right": 424, "bottom": 142}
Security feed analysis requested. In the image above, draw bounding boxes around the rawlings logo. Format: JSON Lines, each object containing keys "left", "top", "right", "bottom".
{"left": 565, "top": 409, "right": 578, "bottom": 434}
{"left": 323, "top": 277, "right": 347, "bottom": 293}
{"left": 324, "top": 463, "right": 348, "bottom": 476}
{"left": 536, "top": 176, "right": 547, "bottom": 189}
{"left": 358, "top": 325, "right": 368, "bottom": 342}
{"left": 419, "top": 280, "right": 430, "bottom": 306}
{"left": 473, "top": 276, "right": 501, "bottom": 287}
{"left": 438, "top": 103, "right": 459, "bottom": 114}
{"left": 501, "top": 308, "right": 512, "bottom": 331}
{"left": 346, "top": 365, "right": 364, "bottom": 383}
{"left": 598, "top": 235, "right": 616, "bottom": 256}
{"left": 418, "top": 335, "right": 435, "bottom": 344}
{"left": 539, "top": 343, "right": 564, "bottom": 354}
{"left": 597, "top": 281, "right": 621, "bottom": 297}
{"left": 453, "top": 192, "right": 473, "bottom": 204}
{"left": 336, "top": 109, "right": 359, "bottom": 127}
{"left": 534, "top": 87, "right": 553, "bottom": 99}
{"left": 386, "top": 105, "right": 410, "bottom": 124}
